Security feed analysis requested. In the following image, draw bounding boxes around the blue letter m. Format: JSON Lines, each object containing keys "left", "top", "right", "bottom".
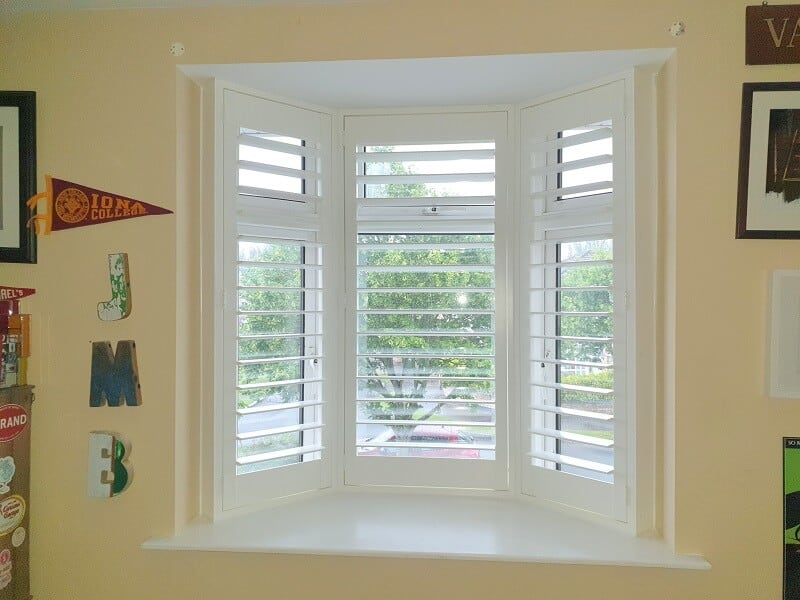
{"left": 90, "top": 341, "right": 142, "bottom": 407}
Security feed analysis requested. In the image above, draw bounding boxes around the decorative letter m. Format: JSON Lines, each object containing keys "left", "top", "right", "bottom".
{"left": 89, "top": 341, "right": 142, "bottom": 407}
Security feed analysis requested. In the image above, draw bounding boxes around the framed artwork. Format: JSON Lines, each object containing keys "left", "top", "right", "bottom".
{"left": 737, "top": 82, "right": 800, "bottom": 239}
{"left": 769, "top": 270, "right": 800, "bottom": 398}
{"left": 0, "top": 91, "right": 36, "bottom": 263}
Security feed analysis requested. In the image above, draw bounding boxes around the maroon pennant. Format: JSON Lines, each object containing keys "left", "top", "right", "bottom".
{"left": 0, "top": 288, "right": 35, "bottom": 303}
{"left": 27, "top": 176, "right": 172, "bottom": 234}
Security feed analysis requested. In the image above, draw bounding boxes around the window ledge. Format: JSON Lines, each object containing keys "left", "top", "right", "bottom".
{"left": 142, "top": 491, "right": 709, "bottom": 569}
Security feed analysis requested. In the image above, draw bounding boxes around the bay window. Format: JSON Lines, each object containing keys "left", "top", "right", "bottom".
{"left": 209, "top": 73, "right": 653, "bottom": 530}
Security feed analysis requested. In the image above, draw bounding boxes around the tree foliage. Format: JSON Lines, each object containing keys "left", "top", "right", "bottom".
{"left": 357, "top": 151, "right": 495, "bottom": 439}
{"left": 236, "top": 241, "right": 309, "bottom": 408}
{"left": 557, "top": 240, "right": 613, "bottom": 365}
{"left": 556, "top": 240, "right": 614, "bottom": 407}
{"left": 358, "top": 233, "right": 495, "bottom": 437}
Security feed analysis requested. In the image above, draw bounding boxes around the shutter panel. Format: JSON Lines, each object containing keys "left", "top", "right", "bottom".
{"left": 344, "top": 112, "right": 508, "bottom": 490}
{"left": 355, "top": 231, "right": 496, "bottom": 462}
{"left": 235, "top": 234, "right": 324, "bottom": 473}
{"left": 521, "top": 80, "right": 628, "bottom": 521}
{"left": 222, "top": 88, "right": 331, "bottom": 510}
{"left": 529, "top": 233, "right": 615, "bottom": 478}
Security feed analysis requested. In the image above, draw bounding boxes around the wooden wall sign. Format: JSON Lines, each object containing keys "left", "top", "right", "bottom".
{"left": 87, "top": 432, "right": 131, "bottom": 497}
{"left": 97, "top": 253, "right": 131, "bottom": 321}
{"left": 747, "top": 4, "right": 800, "bottom": 65}
{"left": 89, "top": 341, "right": 141, "bottom": 407}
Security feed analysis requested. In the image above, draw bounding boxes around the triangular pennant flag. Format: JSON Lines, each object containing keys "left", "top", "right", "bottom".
{"left": 0, "top": 287, "right": 35, "bottom": 302}
{"left": 26, "top": 176, "right": 172, "bottom": 234}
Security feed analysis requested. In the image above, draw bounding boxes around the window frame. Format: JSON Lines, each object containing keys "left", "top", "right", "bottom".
{"left": 200, "top": 71, "right": 657, "bottom": 533}
{"left": 206, "top": 83, "right": 337, "bottom": 516}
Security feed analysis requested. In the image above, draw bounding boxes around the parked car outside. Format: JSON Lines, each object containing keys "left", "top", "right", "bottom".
{"left": 358, "top": 424, "right": 480, "bottom": 459}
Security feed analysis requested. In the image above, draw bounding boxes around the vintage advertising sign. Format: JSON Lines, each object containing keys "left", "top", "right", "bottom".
{"left": 785, "top": 438, "right": 800, "bottom": 599}
{"left": 0, "top": 387, "right": 32, "bottom": 599}
{"left": 25, "top": 175, "right": 172, "bottom": 235}
{"left": 747, "top": 4, "right": 800, "bottom": 64}
{"left": 0, "top": 407, "right": 27, "bottom": 445}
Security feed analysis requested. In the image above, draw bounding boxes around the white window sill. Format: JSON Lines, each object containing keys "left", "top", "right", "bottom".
{"left": 142, "top": 491, "right": 709, "bottom": 569}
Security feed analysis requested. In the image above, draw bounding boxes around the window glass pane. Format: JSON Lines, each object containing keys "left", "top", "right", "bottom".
{"left": 558, "top": 121, "right": 612, "bottom": 200}
{"left": 237, "top": 431, "right": 301, "bottom": 474}
{"left": 236, "top": 237, "right": 322, "bottom": 475}
{"left": 361, "top": 143, "right": 495, "bottom": 199}
{"left": 238, "top": 314, "right": 304, "bottom": 336}
{"left": 238, "top": 360, "right": 303, "bottom": 386}
{"left": 238, "top": 129, "right": 305, "bottom": 195}
{"left": 556, "top": 238, "right": 614, "bottom": 482}
{"left": 237, "top": 383, "right": 302, "bottom": 408}
{"left": 356, "top": 233, "right": 496, "bottom": 460}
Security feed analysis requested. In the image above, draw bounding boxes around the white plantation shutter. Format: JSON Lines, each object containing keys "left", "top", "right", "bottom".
{"left": 521, "top": 80, "right": 629, "bottom": 521}
{"left": 234, "top": 233, "right": 323, "bottom": 471}
{"left": 530, "top": 125, "right": 613, "bottom": 205}
{"left": 354, "top": 233, "right": 496, "bottom": 461}
{"left": 211, "top": 76, "right": 654, "bottom": 526}
{"left": 344, "top": 112, "right": 509, "bottom": 490}
{"left": 222, "top": 89, "right": 331, "bottom": 510}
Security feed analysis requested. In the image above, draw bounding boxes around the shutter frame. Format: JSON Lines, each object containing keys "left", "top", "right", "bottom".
{"left": 343, "top": 111, "right": 510, "bottom": 491}
{"left": 520, "top": 80, "right": 629, "bottom": 522}
{"left": 221, "top": 88, "right": 332, "bottom": 512}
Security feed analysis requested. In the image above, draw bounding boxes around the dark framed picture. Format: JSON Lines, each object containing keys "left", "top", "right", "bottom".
{"left": 737, "top": 82, "right": 800, "bottom": 239}
{"left": 0, "top": 91, "right": 36, "bottom": 263}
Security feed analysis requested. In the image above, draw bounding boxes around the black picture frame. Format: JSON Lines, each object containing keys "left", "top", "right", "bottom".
{"left": 737, "top": 82, "right": 800, "bottom": 239}
{"left": 0, "top": 91, "right": 36, "bottom": 263}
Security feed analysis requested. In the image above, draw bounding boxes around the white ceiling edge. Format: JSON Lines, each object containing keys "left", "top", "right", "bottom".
{"left": 1, "top": 0, "right": 373, "bottom": 13}
{"left": 180, "top": 50, "right": 673, "bottom": 109}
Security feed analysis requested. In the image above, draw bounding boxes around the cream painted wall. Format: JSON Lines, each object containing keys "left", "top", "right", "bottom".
{"left": 0, "top": 0, "right": 796, "bottom": 598}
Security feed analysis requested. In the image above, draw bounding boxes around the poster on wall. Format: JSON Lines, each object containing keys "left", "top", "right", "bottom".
{"left": 785, "top": 438, "right": 800, "bottom": 599}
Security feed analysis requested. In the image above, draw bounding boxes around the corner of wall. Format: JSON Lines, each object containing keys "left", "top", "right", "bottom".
{"left": 657, "top": 51, "right": 678, "bottom": 548}
{"left": 174, "top": 68, "right": 204, "bottom": 530}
